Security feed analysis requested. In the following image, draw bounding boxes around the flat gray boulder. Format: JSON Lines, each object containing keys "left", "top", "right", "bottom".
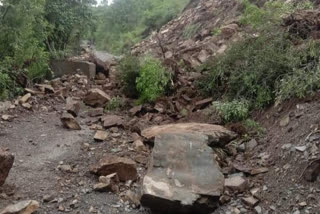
{"left": 141, "top": 133, "right": 224, "bottom": 214}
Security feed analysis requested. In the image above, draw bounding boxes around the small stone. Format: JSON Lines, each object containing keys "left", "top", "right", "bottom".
{"left": 133, "top": 140, "right": 147, "bottom": 152}
{"left": 280, "top": 115, "right": 290, "bottom": 127}
{"left": 88, "top": 108, "right": 104, "bottom": 117}
{"left": 254, "top": 206, "right": 262, "bottom": 214}
{"left": 22, "top": 103, "right": 32, "bottom": 110}
{"left": 1, "top": 115, "right": 13, "bottom": 122}
{"left": 299, "top": 201, "right": 307, "bottom": 207}
{"left": 250, "top": 167, "right": 269, "bottom": 175}
{"left": 19, "top": 93, "right": 31, "bottom": 104}
{"left": 295, "top": 146, "right": 307, "bottom": 152}
{"left": 94, "top": 131, "right": 108, "bottom": 142}
{"left": 0, "top": 200, "right": 39, "bottom": 214}
{"left": 224, "top": 176, "right": 247, "bottom": 192}
{"left": 129, "top": 105, "right": 142, "bottom": 116}
{"left": 60, "top": 112, "right": 81, "bottom": 130}
{"left": 58, "top": 165, "right": 72, "bottom": 173}
{"left": 282, "top": 144, "right": 292, "bottom": 150}
{"left": 246, "top": 139, "right": 258, "bottom": 151}
{"left": 93, "top": 181, "right": 112, "bottom": 192}
{"left": 242, "top": 196, "right": 259, "bottom": 207}
{"left": 102, "top": 115, "right": 124, "bottom": 128}
{"left": 43, "top": 194, "right": 55, "bottom": 203}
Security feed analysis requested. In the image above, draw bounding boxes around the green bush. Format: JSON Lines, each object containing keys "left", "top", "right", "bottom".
{"left": 118, "top": 55, "right": 141, "bottom": 98}
{"left": 105, "top": 97, "right": 124, "bottom": 112}
{"left": 136, "top": 57, "right": 171, "bottom": 103}
{"left": 183, "top": 24, "right": 201, "bottom": 39}
{"left": 212, "top": 100, "right": 249, "bottom": 123}
{"left": 201, "top": 31, "right": 295, "bottom": 108}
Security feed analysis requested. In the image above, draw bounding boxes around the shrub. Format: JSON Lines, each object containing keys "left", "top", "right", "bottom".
{"left": 136, "top": 57, "right": 171, "bottom": 103}
{"left": 183, "top": 24, "right": 201, "bottom": 39}
{"left": 105, "top": 97, "right": 124, "bottom": 112}
{"left": 243, "top": 119, "right": 266, "bottom": 137}
{"left": 118, "top": 55, "right": 141, "bottom": 98}
{"left": 201, "top": 31, "right": 295, "bottom": 108}
{"left": 212, "top": 100, "right": 249, "bottom": 123}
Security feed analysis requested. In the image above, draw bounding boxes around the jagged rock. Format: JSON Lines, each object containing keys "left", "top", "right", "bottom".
{"left": 129, "top": 105, "right": 142, "bottom": 116}
{"left": 94, "top": 131, "right": 108, "bottom": 141}
{"left": 88, "top": 108, "right": 104, "bottom": 117}
{"left": 0, "top": 148, "right": 14, "bottom": 186}
{"left": 84, "top": 89, "right": 110, "bottom": 107}
{"left": 0, "top": 200, "right": 39, "bottom": 214}
{"left": 91, "top": 154, "right": 137, "bottom": 182}
{"left": 19, "top": 93, "right": 31, "bottom": 104}
{"left": 141, "top": 133, "right": 224, "bottom": 214}
{"left": 141, "top": 123, "right": 237, "bottom": 146}
{"left": 24, "top": 88, "right": 41, "bottom": 95}
{"left": 102, "top": 115, "right": 124, "bottom": 128}
{"left": 93, "top": 181, "right": 112, "bottom": 192}
{"left": 66, "top": 97, "right": 81, "bottom": 117}
{"left": 242, "top": 196, "right": 259, "bottom": 207}
{"left": 224, "top": 176, "right": 247, "bottom": 192}
{"left": 250, "top": 167, "right": 269, "bottom": 176}
{"left": 133, "top": 140, "right": 147, "bottom": 152}
{"left": 60, "top": 112, "right": 81, "bottom": 130}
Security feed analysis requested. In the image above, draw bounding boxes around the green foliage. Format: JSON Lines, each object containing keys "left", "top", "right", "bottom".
{"left": 202, "top": 32, "right": 294, "bottom": 108}
{"left": 118, "top": 55, "right": 141, "bottom": 98}
{"left": 105, "top": 97, "right": 124, "bottom": 112}
{"left": 212, "top": 28, "right": 222, "bottom": 36}
{"left": 240, "top": 0, "right": 314, "bottom": 30}
{"left": 183, "top": 24, "right": 201, "bottom": 39}
{"left": 0, "top": 0, "right": 94, "bottom": 99}
{"left": 276, "top": 41, "right": 320, "bottom": 102}
{"left": 136, "top": 57, "right": 171, "bottom": 103}
{"left": 243, "top": 119, "right": 266, "bottom": 137}
{"left": 201, "top": 0, "right": 319, "bottom": 109}
{"left": 92, "top": 0, "right": 190, "bottom": 54}
{"left": 212, "top": 100, "right": 249, "bottom": 123}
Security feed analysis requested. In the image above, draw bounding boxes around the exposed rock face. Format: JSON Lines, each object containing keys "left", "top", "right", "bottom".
{"left": 132, "top": 0, "right": 241, "bottom": 69}
{"left": 142, "top": 123, "right": 237, "bottom": 146}
{"left": 60, "top": 112, "right": 81, "bottom": 130}
{"left": 141, "top": 133, "right": 224, "bottom": 214}
{"left": 84, "top": 89, "right": 110, "bottom": 107}
{"left": 0, "top": 200, "right": 39, "bottom": 214}
{"left": 0, "top": 148, "right": 14, "bottom": 186}
{"left": 91, "top": 155, "right": 138, "bottom": 182}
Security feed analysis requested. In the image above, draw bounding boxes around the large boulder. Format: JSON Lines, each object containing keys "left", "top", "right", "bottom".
{"left": 141, "top": 133, "right": 224, "bottom": 214}
{"left": 91, "top": 155, "right": 138, "bottom": 182}
{"left": 141, "top": 123, "right": 237, "bottom": 146}
{"left": 84, "top": 89, "right": 110, "bottom": 107}
{"left": 0, "top": 148, "right": 14, "bottom": 186}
